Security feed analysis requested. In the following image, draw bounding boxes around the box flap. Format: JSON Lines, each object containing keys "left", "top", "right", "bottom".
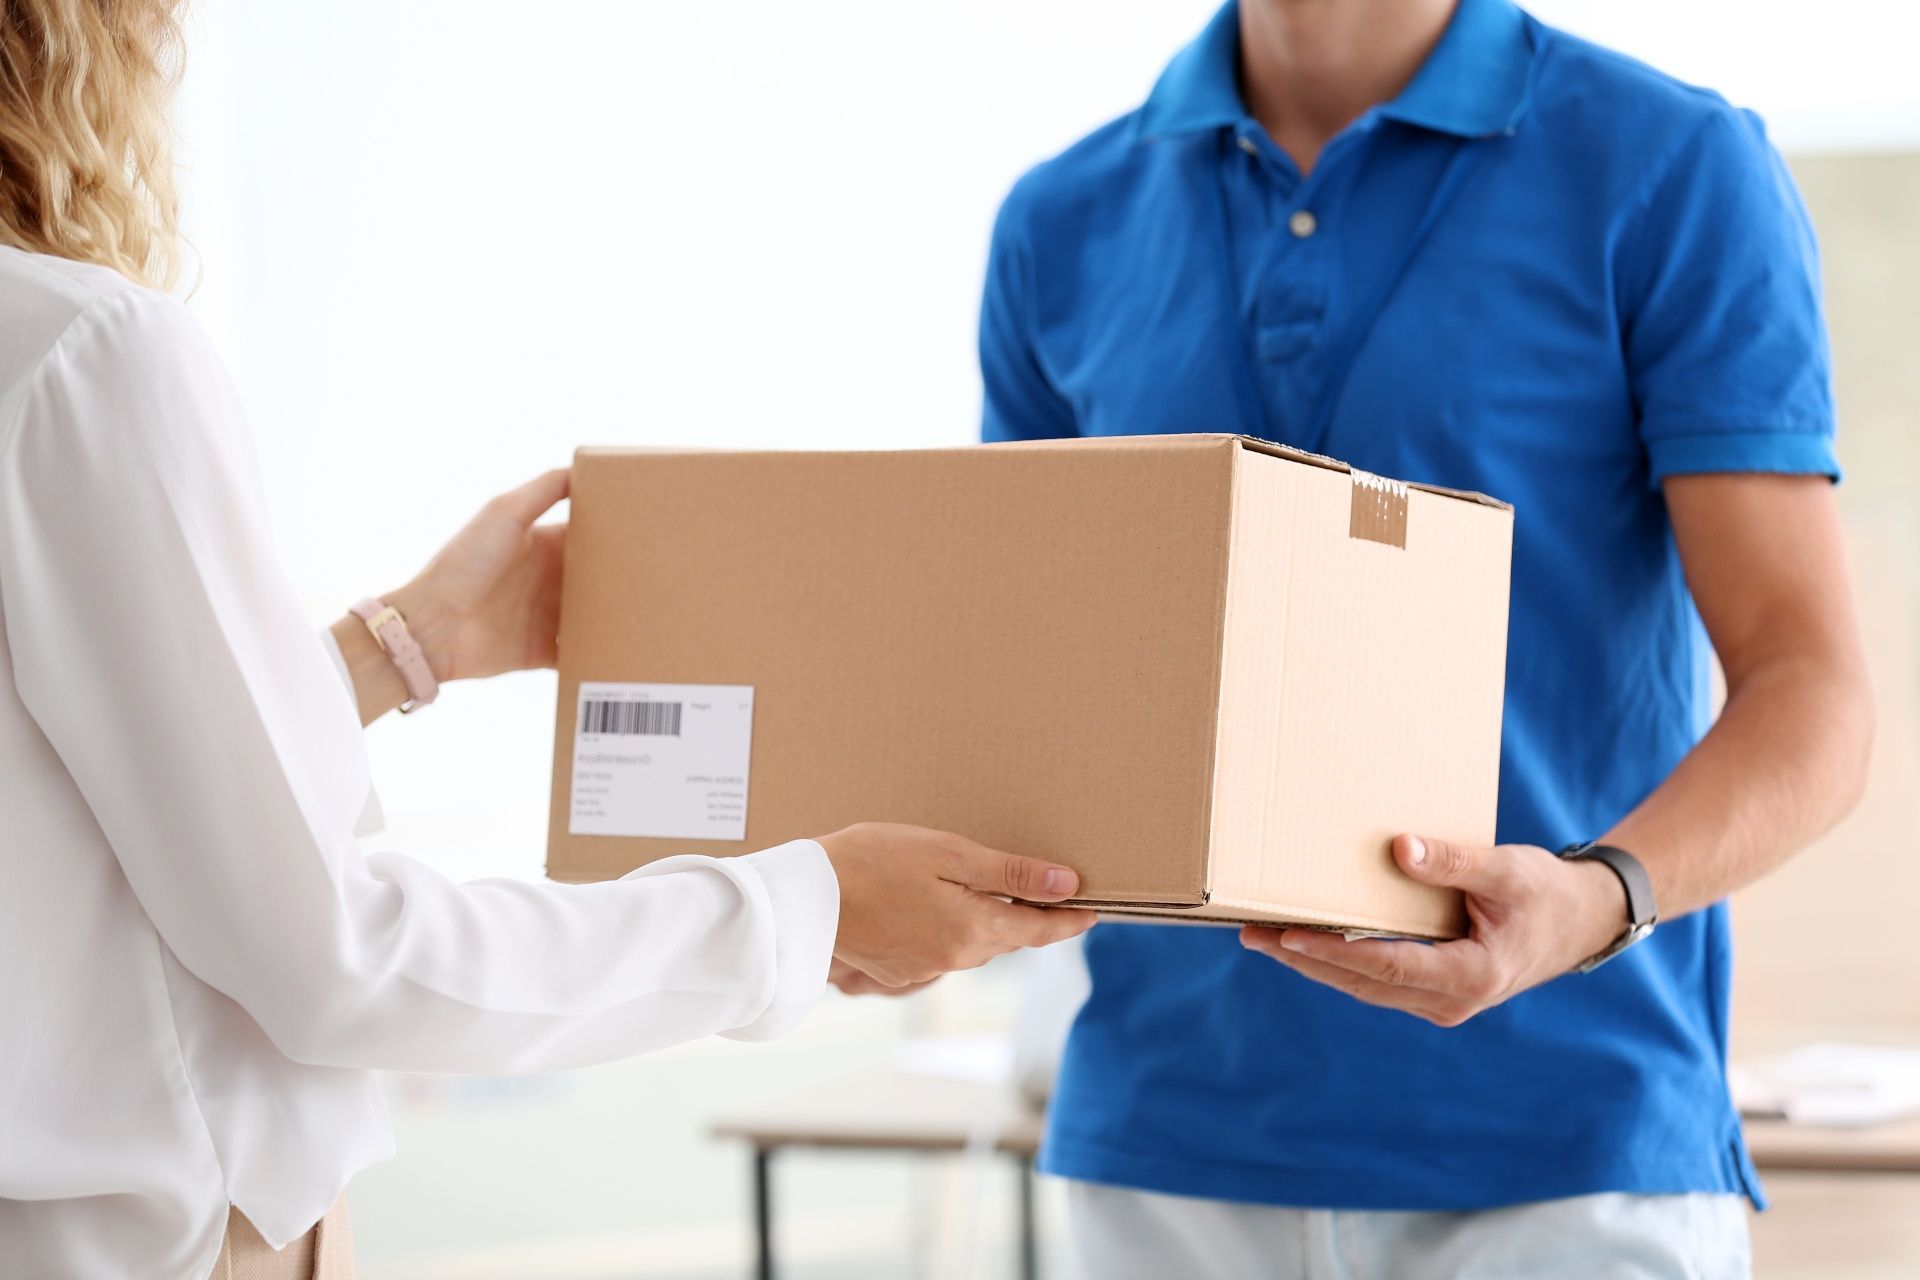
{"left": 1233, "top": 435, "right": 1512, "bottom": 512}
{"left": 1203, "top": 445, "right": 1510, "bottom": 940}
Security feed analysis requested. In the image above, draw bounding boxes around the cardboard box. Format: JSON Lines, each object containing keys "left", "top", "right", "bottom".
{"left": 548, "top": 434, "right": 1511, "bottom": 940}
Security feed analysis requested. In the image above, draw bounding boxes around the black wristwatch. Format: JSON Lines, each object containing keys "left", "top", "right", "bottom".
{"left": 1557, "top": 842, "right": 1658, "bottom": 973}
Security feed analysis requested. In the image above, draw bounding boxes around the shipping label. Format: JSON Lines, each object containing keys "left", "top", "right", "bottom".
{"left": 568, "top": 682, "right": 754, "bottom": 841}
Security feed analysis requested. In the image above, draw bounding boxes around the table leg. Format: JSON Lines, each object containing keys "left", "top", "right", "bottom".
{"left": 1017, "top": 1153, "right": 1038, "bottom": 1280}
{"left": 754, "top": 1146, "right": 775, "bottom": 1280}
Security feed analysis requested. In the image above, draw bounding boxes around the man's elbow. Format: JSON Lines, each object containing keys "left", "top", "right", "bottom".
{"left": 1736, "top": 646, "right": 1877, "bottom": 828}
{"left": 1830, "top": 665, "right": 1877, "bottom": 820}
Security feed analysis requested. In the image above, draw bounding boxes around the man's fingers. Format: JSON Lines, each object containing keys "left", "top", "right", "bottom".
{"left": 941, "top": 836, "right": 1081, "bottom": 901}
{"left": 1265, "top": 930, "right": 1499, "bottom": 1004}
{"left": 1265, "top": 931, "right": 1443, "bottom": 990}
{"left": 1241, "top": 929, "right": 1455, "bottom": 1022}
{"left": 493, "top": 467, "right": 572, "bottom": 525}
{"left": 1394, "top": 834, "right": 1521, "bottom": 898}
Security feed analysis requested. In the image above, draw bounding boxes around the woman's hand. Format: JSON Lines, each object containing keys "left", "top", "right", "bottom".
{"left": 387, "top": 468, "right": 571, "bottom": 681}
{"left": 332, "top": 469, "right": 569, "bottom": 724}
{"left": 828, "top": 958, "right": 938, "bottom": 997}
{"left": 816, "top": 823, "right": 1096, "bottom": 989}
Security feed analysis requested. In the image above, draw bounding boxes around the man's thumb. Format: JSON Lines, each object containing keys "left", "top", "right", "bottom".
{"left": 1395, "top": 834, "right": 1510, "bottom": 895}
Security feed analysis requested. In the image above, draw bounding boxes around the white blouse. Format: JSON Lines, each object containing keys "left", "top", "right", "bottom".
{"left": 0, "top": 247, "right": 839, "bottom": 1279}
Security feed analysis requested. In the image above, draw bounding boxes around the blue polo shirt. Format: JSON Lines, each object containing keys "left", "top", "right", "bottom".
{"left": 980, "top": 0, "right": 1835, "bottom": 1210}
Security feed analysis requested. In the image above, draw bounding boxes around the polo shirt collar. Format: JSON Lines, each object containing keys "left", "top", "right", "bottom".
{"left": 1382, "top": 0, "right": 1535, "bottom": 136}
{"left": 1136, "top": 0, "right": 1536, "bottom": 143}
{"left": 1135, "top": 2, "right": 1245, "bottom": 139}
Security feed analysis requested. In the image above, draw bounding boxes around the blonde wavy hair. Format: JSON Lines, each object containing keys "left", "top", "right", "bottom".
{"left": 0, "top": 0, "right": 185, "bottom": 289}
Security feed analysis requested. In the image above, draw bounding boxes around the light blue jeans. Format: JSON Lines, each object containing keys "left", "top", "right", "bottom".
{"left": 1066, "top": 1182, "right": 1752, "bottom": 1280}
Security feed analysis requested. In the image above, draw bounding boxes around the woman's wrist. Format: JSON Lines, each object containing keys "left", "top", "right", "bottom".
{"left": 330, "top": 611, "right": 409, "bottom": 726}
{"left": 333, "top": 467, "right": 571, "bottom": 723}
{"left": 330, "top": 587, "right": 455, "bottom": 726}
{"left": 382, "top": 582, "right": 457, "bottom": 682}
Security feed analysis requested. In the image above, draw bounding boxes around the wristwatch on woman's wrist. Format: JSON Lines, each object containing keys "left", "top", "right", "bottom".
{"left": 349, "top": 598, "right": 440, "bottom": 713}
{"left": 1558, "top": 841, "right": 1658, "bottom": 973}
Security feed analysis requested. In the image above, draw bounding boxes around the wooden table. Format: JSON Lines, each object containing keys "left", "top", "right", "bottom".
{"left": 712, "top": 1069, "right": 1920, "bottom": 1280}
{"left": 711, "top": 1070, "right": 1043, "bottom": 1280}
{"left": 1743, "top": 1112, "right": 1920, "bottom": 1174}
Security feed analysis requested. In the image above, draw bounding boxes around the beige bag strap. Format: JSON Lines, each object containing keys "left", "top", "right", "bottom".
{"left": 212, "top": 1199, "right": 352, "bottom": 1280}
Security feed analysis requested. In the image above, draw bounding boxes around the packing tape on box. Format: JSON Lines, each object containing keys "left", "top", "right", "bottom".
{"left": 1348, "top": 469, "right": 1409, "bottom": 549}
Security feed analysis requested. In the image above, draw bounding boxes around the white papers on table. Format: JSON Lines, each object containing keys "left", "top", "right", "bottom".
{"left": 1730, "top": 1043, "right": 1920, "bottom": 1128}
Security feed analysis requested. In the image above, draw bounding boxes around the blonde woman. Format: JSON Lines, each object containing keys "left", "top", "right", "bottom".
{"left": 0, "top": 4, "right": 1095, "bottom": 1277}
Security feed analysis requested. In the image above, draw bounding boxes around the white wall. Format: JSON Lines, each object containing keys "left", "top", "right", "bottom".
{"left": 1536, "top": 0, "right": 1920, "bottom": 151}
{"left": 171, "top": 3, "right": 1225, "bottom": 882}
{"left": 168, "top": 0, "right": 1920, "bottom": 886}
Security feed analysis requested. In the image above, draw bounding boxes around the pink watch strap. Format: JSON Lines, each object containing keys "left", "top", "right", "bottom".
{"left": 349, "top": 598, "right": 439, "bottom": 712}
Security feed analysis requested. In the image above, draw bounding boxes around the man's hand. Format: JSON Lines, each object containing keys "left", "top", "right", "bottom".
{"left": 1240, "top": 834, "right": 1626, "bottom": 1027}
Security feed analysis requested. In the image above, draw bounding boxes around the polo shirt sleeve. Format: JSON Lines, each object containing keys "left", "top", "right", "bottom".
{"left": 979, "top": 186, "right": 1078, "bottom": 442}
{"left": 1617, "top": 104, "right": 1838, "bottom": 485}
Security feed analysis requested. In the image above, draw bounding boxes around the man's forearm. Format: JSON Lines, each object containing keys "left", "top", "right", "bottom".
{"left": 1602, "top": 654, "right": 1874, "bottom": 920}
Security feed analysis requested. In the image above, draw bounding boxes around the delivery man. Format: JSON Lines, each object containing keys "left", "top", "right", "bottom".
{"left": 969, "top": 0, "right": 1873, "bottom": 1274}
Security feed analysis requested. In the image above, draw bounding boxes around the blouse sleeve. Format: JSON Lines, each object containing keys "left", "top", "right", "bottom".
{"left": 0, "top": 289, "right": 837, "bottom": 1073}
{"left": 317, "top": 629, "right": 387, "bottom": 839}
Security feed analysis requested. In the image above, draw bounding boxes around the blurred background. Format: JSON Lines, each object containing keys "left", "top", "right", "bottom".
{"left": 165, "top": 2, "right": 1919, "bottom": 1275}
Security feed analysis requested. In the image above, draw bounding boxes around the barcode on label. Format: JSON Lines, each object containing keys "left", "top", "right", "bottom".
{"left": 580, "top": 699, "right": 683, "bottom": 737}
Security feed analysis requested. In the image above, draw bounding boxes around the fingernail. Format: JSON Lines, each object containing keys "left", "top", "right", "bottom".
{"left": 1042, "top": 868, "right": 1076, "bottom": 896}
{"left": 1279, "top": 933, "right": 1308, "bottom": 953}
{"left": 1405, "top": 837, "right": 1427, "bottom": 867}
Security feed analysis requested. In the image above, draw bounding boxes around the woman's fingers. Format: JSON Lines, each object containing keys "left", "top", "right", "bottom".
{"left": 490, "top": 467, "right": 571, "bottom": 526}
{"left": 938, "top": 834, "right": 1081, "bottom": 901}
{"left": 976, "top": 898, "right": 1097, "bottom": 950}
{"left": 830, "top": 959, "right": 939, "bottom": 997}
{"left": 819, "top": 824, "right": 1095, "bottom": 987}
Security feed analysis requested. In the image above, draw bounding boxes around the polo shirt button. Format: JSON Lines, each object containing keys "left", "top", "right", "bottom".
{"left": 1289, "top": 209, "right": 1318, "bottom": 238}
{"left": 1238, "top": 135, "right": 1259, "bottom": 156}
